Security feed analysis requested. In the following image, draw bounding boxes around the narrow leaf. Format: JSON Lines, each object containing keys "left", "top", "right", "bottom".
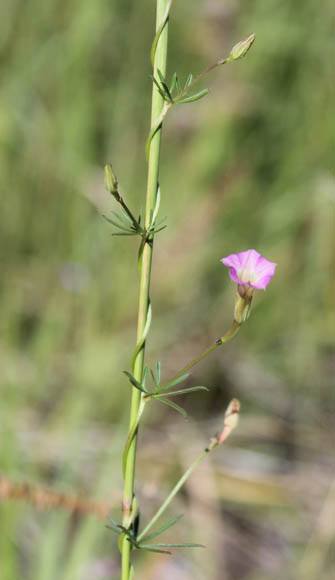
{"left": 150, "top": 369, "right": 160, "bottom": 390}
{"left": 157, "top": 372, "right": 191, "bottom": 393}
{"left": 157, "top": 386, "right": 209, "bottom": 398}
{"left": 111, "top": 211, "right": 130, "bottom": 226}
{"left": 123, "top": 371, "right": 147, "bottom": 393}
{"left": 119, "top": 207, "right": 134, "bottom": 224}
{"left": 156, "top": 360, "right": 161, "bottom": 385}
{"left": 150, "top": 0, "right": 173, "bottom": 67}
{"left": 102, "top": 216, "right": 132, "bottom": 232}
{"left": 157, "top": 398, "right": 187, "bottom": 418}
{"left": 153, "top": 225, "right": 167, "bottom": 234}
{"left": 151, "top": 185, "right": 161, "bottom": 226}
{"left": 169, "top": 72, "right": 177, "bottom": 94}
{"left": 138, "top": 546, "right": 171, "bottom": 554}
{"left": 140, "top": 542, "right": 205, "bottom": 549}
{"left": 176, "top": 88, "right": 209, "bottom": 104}
{"left": 139, "top": 515, "right": 183, "bottom": 544}
{"left": 185, "top": 72, "right": 193, "bottom": 87}
{"left": 142, "top": 367, "right": 149, "bottom": 389}
{"left": 112, "top": 232, "right": 138, "bottom": 236}
{"left": 157, "top": 68, "right": 173, "bottom": 101}
{"left": 151, "top": 75, "right": 166, "bottom": 99}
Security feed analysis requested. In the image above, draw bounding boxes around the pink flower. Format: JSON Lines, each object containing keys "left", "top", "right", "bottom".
{"left": 221, "top": 249, "right": 276, "bottom": 290}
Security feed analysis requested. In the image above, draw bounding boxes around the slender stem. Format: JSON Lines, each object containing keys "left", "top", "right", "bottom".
{"left": 160, "top": 320, "right": 240, "bottom": 390}
{"left": 121, "top": 1, "right": 169, "bottom": 578}
{"left": 137, "top": 448, "right": 209, "bottom": 542}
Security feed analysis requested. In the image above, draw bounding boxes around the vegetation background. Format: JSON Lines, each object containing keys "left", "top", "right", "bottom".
{"left": 0, "top": 0, "right": 333, "bottom": 579}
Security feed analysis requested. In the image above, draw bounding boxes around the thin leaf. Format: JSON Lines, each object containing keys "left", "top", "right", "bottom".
{"left": 123, "top": 371, "right": 147, "bottom": 393}
{"left": 169, "top": 72, "right": 177, "bottom": 94}
{"left": 151, "top": 75, "right": 167, "bottom": 100}
{"left": 185, "top": 72, "right": 193, "bottom": 87}
{"left": 102, "top": 216, "right": 132, "bottom": 232}
{"left": 139, "top": 515, "right": 183, "bottom": 544}
{"left": 131, "top": 302, "right": 152, "bottom": 371}
{"left": 176, "top": 88, "right": 209, "bottom": 104}
{"left": 111, "top": 210, "right": 131, "bottom": 226}
{"left": 150, "top": 369, "right": 160, "bottom": 390}
{"left": 156, "top": 360, "right": 161, "bottom": 385}
{"left": 157, "top": 398, "right": 187, "bottom": 418}
{"left": 175, "top": 75, "right": 181, "bottom": 93}
{"left": 140, "top": 542, "right": 205, "bottom": 549}
{"left": 142, "top": 367, "right": 149, "bottom": 389}
{"left": 150, "top": 0, "right": 173, "bottom": 67}
{"left": 153, "top": 225, "right": 167, "bottom": 234}
{"left": 138, "top": 546, "right": 171, "bottom": 554}
{"left": 156, "top": 386, "right": 209, "bottom": 398}
{"left": 119, "top": 207, "right": 134, "bottom": 224}
{"left": 112, "top": 232, "right": 138, "bottom": 236}
{"left": 151, "top": 185, "right": 161, "bottom": 226}
{"left": 122, "top": 398, "right": 146, "bottom": 477}
{"left": 157, "top": 68, "right": 173, "bottom": 101}
{"left": 157, "top": 372, "right": 191, "bottom": 393}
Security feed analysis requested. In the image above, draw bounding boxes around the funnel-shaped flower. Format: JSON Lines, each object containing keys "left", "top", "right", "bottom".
{"left": 221, "top": 249, "right": 276, "bottom": 290}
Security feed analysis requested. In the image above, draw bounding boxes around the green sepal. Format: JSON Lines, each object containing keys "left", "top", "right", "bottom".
{"left": 176, "top": 88, "right": 209, "bottom": 104}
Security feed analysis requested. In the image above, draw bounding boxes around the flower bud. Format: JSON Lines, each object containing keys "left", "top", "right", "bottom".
{"left": 104, "top": 164, "right": 119, "bottom": 197}
{"left": 217, "top": 398, "right": 240, "bottom": 445}
{"left": 227, "top": 33, "right": 255, "bottom": 63}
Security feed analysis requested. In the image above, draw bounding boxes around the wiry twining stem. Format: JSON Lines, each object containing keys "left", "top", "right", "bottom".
{"left": 120, "top": 1, "right": 170, "bottom": 578}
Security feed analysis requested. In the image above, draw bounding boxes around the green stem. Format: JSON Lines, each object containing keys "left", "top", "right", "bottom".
{"left": 121, "top": 1, "right": 170, "bottom": 578}
{"left": 137, "top": 448, "right": 209, "bottom": 542}
{"left": 160, "top": 320, "right": 240, "bottom": 390}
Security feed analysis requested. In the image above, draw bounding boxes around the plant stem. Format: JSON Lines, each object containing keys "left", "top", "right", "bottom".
{"left": 160, "top": 320, "right": 240, "bottom": 390}
{"left": 121, "top": 1, "right": 169, "bottom": 578}
{"left": 137, "top": 448, "right": 209, "bottom": 542}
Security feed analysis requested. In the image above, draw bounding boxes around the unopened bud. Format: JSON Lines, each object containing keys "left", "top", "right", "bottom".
{"left": 104, "top": 164, "right": 119, "bottom": 197}
{"left": 217, "top": 398, "right": 240, "bottom": 445}
{"left": 234, "top": 285, "right": 254, "bottom": 323}
{"left": 227, "top": 33, "right": 255, "bottom": 63}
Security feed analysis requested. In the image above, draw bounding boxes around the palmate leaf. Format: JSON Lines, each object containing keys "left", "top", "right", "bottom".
{"left": 176, "top": 88, "right": 209, "bottom": 104}
{"left": 139, "top": 515, "right": 183, "bottom": 544}
{"left": 156, "top": 397, "right": 187, "bottom": 418}
{"left": 157, "top": 386, "right": 209, "bottom": 398}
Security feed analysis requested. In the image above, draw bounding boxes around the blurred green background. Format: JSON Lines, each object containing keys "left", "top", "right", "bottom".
{"left": 0, "top": 0, "right": 334, "bottom": 579}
